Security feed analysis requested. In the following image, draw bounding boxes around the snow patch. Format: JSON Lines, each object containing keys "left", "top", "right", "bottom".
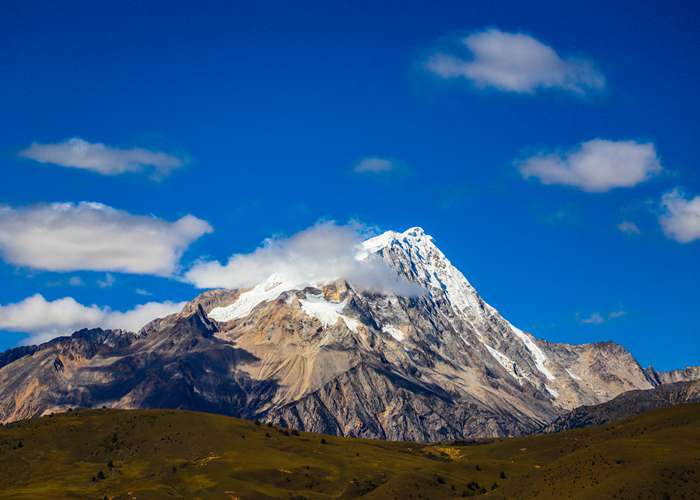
{"left": 509, "top": 322, "right": 555, "bottom": 381}
{"left": 299, "top": 293, "right": 359, "bottom": 332}
{"left": 565, "top": 368, "right": 581, "bottom": 381}
{"left": 208, "top": 274, "right": 298, "bottom": 322}
{"left": 545, "top": 385, "right": 559, "bottom": 398}
{"left": 485, "top": 344, "right": 521, "bottom": 383}
{"left": 382, "top": 324, "right": 405, "bottom": 342}
{"left": 358, "top": 231, "right": 400, "bottom": 258}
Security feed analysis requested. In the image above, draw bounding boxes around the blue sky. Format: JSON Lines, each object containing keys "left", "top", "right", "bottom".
{"left": 0, "top": 0, "right": 698, "bottom": 370}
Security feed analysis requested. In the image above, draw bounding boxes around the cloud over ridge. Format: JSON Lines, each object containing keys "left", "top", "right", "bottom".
{"left": 19, "top": 137, "right": 184, "bottom": 178}
{"left": 0, "top": 202, "right": 212, "bottom": 275}
{"left": 0, "top": 294, "right": 186, "bottom": 345}
{"left": 426, "top": 28, "right": 605, "bottom": 94}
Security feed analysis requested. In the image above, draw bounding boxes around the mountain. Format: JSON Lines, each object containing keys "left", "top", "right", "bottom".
{"left": 542, "top": 380, "right": 700, "bottom": 433}
{"left": 644, "top": 365, "right": 700, "bottom": 385}
{"left": 2, "top": 404, "right": 699, "bottom": 499}
{"left": 0, "top": 227, "right": 697, "bottom": 441}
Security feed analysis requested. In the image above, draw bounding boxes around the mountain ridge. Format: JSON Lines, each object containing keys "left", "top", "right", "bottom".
{"left": 542, "top": 380, "right": 700, "bottom": 433}
{"left": 0, "top": 227, "right": 697, "bottom": 440}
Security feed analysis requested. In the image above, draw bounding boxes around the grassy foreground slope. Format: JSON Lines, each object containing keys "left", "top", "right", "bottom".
{"left": 0, "top": 404, "right": 698, "bottom": 499}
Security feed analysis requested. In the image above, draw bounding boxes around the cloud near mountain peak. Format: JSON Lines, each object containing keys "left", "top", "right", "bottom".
{"left": 185, "top": 222, "right": 421, "bottom": 296}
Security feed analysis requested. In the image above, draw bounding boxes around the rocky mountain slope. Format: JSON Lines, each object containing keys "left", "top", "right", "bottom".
{"left": 0, "top": 227, "right": 697, "bottom": 441}
{"left": 542, "top": 380, "right": 700, "bottom": 432}
{"left": 645, "top": 365, "right": 700, "bottom": 385}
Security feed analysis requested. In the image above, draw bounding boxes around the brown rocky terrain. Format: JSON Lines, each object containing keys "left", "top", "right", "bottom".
{"left": 0, "top": 227, "right": 697, "bottom": 440}
{"left": 542, "top": 380, "right": 700, "bottom": 432}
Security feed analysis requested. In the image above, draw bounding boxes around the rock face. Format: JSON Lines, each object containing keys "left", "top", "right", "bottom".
{"left": 541, "top": 380, "right": 700, "bottom": 433}
{"left": 644, "top": 365, "right": 700, "bottom": 385}
{"left": 0, "top": 227, "right": 697, "bottom": 440}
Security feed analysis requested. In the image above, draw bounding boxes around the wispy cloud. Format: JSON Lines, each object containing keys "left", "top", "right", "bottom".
{"left": 68, "top": 276, "right": 85, "bottom": 286}
{"left": 426, "top": 28, "right": 604, "bottom": 94}
{"left": 519, "top": 139, "right": 662, "bottom": 192}
{"left": 0, "top": 293, "right": 185, "bottom": 344}
{"left": 659, "top": 189, "right": 700, "bottom": 243}
{"left": 19, "top": 138, "right": 184, "bottom": 178}
{"left": 541, "top": 204, "right": 579, "bottom": 226}
{"left": 352, "top": 157, "right": 395, "bottom": 174}
{"left": 97, "top": 273, "right": 116, "bottom": 288}
{"left": 580, "top": 312, "right": 605, "bottom": 325}
{"left": 579, "top": 310, "right": 626, "bottom": 325}
{"left": 617, "top": 220, "right": 641, "bottom": 235}
{"left": 0, "top": 202, "right": 212, "bottom": 275}
{"left": 185, "top": 222, "right": 421, "bottom": 295}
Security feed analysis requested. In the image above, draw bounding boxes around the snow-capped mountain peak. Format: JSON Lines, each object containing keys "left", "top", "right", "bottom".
{"left": 166, "top": 227, "right": 658, "bottom": 422}
{"left": 362, "top": 227, "right": 483, "bottom": 317}
{"left": 0, "top": 225, "right": 680, "bottom": 442}
{"left": 360, "top": 226, "right": 430, "bottom": 253}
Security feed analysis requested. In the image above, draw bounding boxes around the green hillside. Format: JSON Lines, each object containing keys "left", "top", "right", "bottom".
{"left": 0, "top": 404, "right": 698, "bottom": 499}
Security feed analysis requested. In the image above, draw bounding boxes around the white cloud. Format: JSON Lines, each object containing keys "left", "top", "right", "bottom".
{"left": 618, "top": 221, "right": 641, "bottom": 235}
{"left": 426, "top": 28, "right": 605, "bottom": 94}
{"left": 19, "top": 137, "right": 184, "bottom": 178}
{"left": 185, "top": 222, "right": 421, "bottom": 295}
{"left": 135, "top": 288, "right": 152, "bottom": 296}
{"left": 0, "top": 293, "right": 185, "bottom": 344}
{"left": 519, "top": 139, "right": 662, "bottom": 192}
{"left": 353, "top": 157, "right": 394, "bottom": 174}
{"left": 659, "top": 189, "right": 700, "bottom": 243}
{"left": 0, "top": 202, "right": 212, "bottom": 275}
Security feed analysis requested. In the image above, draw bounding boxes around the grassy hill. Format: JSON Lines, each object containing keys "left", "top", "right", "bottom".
{"left": 0, "top": 404, "right": 698, "bottom": 499}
